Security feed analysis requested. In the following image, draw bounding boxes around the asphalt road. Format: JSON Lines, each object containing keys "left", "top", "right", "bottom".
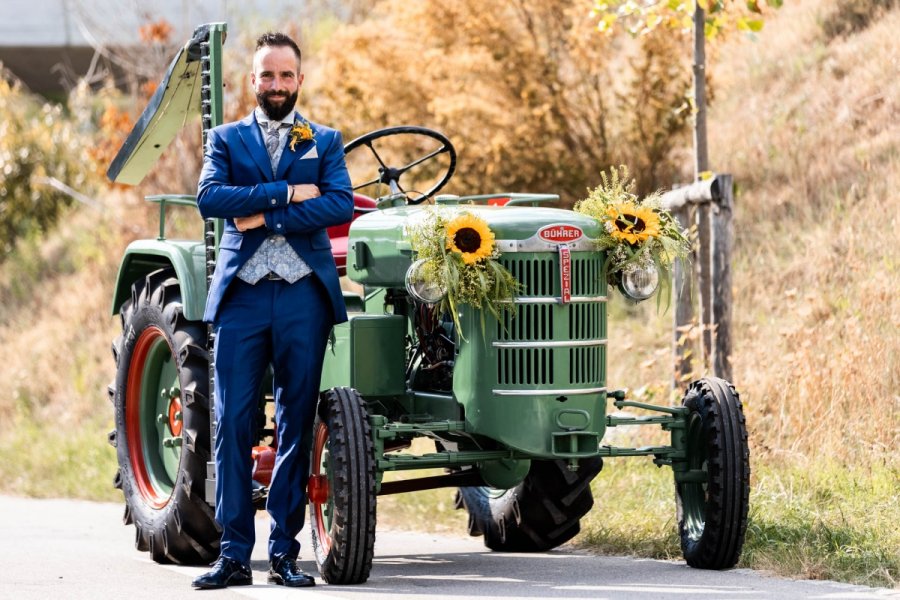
{"left": 0, "top": 495, "right": 896, "bottom": 600}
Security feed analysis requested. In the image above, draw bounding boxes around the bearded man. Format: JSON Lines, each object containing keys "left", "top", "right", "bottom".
{"left": 192, "top": 31, "right": 353, "bottom": 590}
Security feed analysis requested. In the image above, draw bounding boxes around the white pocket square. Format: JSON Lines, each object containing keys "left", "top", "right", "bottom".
{"left": 299, "top": 146, "right": 318, "bottom": 160}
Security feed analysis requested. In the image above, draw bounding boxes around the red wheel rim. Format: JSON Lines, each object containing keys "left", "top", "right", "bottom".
{"left": 310, "top": 421, "right": 332, "bottom": 553}
{"left": 125, "top": 326, "right": 176, "bottom": 509}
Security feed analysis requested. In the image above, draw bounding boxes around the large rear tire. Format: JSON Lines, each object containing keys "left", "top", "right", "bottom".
{"left": 676, "top": 377, "right": 750, "bottom": 569}
{"left": 309, "top": 387, "right": 377, "bottom": 584}
{"left": 109, "top": 268, "right": 220, "bottom": 564}
{"left": 457, "top": 457, "right": 603, "bottom": 552}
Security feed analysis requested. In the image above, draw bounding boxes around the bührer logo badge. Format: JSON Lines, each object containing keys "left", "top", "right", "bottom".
{"left": 538, "top": 224, "right": 583, "bottom": 244}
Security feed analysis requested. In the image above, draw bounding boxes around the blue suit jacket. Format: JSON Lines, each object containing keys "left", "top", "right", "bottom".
{"left": 197, "top": 111, "right": 354, "bottom": 324}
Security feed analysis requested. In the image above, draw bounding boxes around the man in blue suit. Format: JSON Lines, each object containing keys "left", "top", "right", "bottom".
{"left": 192, "top": 31, "right": 353, "bottom": 590}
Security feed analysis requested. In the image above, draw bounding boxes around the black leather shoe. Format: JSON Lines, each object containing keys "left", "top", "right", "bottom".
{"left": 268, "top": 555, "right": 316, "bottom": 587}
{"left": 192, "top": 556, "right": 253, "bottom": 589}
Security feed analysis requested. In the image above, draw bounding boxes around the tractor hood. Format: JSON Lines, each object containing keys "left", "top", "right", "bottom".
{"left": 347, "top": 204, "right": 603, "bottom": 286}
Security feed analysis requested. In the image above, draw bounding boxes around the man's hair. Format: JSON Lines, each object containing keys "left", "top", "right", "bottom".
{"left": 255, "top": 32, "right": 302, "bottom": 68}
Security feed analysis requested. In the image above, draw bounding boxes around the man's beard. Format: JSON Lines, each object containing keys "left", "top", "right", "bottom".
{"left": 256, "top": 90, "right": 298, "bottom": 121}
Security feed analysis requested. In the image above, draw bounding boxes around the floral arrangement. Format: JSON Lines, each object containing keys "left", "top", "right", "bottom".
{"left": 288, "top": 117, "right": 315, "bottom": 151}
{"left": 574, "top": 166, "right": 691, "bottom": 297}
{"left": 408, "top": 210, "right": 519, "bottom": 338}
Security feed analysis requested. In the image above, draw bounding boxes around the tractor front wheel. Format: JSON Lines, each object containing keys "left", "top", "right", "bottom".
{"left": 110, "top": 268, "right": 219, "bottom": 564}
{"left": 309, "top": 387, "right": 377, "bottom": 584}
{"left": 676, "top": 377, "right": 750, "bottom": 569}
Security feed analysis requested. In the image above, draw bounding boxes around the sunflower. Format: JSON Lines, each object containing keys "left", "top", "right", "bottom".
{"left": 445, "top": 213, "right": 495, "bottom": 265}
{"left": 605, "top": 202, "right": 661, "bottom": 245}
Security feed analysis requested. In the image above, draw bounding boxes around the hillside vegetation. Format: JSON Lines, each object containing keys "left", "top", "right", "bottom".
{"left": 0, "top": 0, "right": 896, "bottom": 587}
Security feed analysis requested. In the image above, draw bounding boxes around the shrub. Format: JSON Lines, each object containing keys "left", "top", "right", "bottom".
{"left": 0, "top": 71, "right": 99, "bottom": 260}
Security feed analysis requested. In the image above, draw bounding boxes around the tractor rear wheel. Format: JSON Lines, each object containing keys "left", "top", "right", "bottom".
{"left": 676, "top": 377, "right": 750, "bottom": 569}
{"left": 457, "top": 457, "right": 603, "bottom": 552}
{"left": 309, "top": 387, "right": 377, "bottom": 584}
{"left": 109, "top": 268, "right": 219, "bottom": 564}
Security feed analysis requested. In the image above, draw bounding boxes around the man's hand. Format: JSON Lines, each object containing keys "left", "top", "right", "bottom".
{"left": 290, "top": 184, "right": 321, "bottom": 202}
{"left": 234, "top": 213, "right": 265, "bottom": 231}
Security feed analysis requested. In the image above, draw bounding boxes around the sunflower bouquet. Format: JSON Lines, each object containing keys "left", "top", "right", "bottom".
{"left": 408, "top": 209, "right": 519, "bottom": 338}
{"left": 288, "top": 117, "right": 315, "bottom": 151}
{"left": 574, "top": 166, "right": 691, "bottom": 298}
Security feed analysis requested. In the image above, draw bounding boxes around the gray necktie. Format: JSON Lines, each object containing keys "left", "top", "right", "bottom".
{"left": 265, "top": 122, "right": 284, "bottom": 172}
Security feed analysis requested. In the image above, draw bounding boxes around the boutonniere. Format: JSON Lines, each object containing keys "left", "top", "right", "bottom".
{"left": 288, "top": 117, "right": 315, "bottom": 151}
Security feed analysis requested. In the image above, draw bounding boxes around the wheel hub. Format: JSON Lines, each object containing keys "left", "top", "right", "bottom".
{"left": 166, "top": 392, "right": 183, "bottom": 437}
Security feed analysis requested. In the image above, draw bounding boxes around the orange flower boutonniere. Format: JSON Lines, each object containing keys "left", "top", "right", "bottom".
{"left": 288, "top": 118, "right": 315, "bottom": 151}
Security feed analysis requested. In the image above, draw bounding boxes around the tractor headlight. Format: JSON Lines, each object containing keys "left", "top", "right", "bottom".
{"left": 405, "top": 259, "right": 446, "bottom": 304}
{"left": 620, "top": 262, "right": 659, "bottom": 301}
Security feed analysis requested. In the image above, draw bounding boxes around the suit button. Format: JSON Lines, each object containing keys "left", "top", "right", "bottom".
{"left": 271, "top": 198, "right": 277, "bottom": 205}
{"left": 276, "top": 223, "right": 282, "bottom": 229}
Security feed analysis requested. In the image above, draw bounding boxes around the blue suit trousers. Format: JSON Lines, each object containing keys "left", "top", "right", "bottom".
{"left": 212, "top": 275, "right": 332, "bottom": 564}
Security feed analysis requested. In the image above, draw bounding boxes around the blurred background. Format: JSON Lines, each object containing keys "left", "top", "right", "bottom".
{"left": 0, "top": 0, "right": 896, "bottom": 587}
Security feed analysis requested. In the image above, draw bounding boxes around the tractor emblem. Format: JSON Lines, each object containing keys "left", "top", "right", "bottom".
{"left": 538, "top": 224, "right": 583, "bottom": 244}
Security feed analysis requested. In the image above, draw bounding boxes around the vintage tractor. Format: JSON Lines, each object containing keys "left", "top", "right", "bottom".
{"left": 107, "top": 23, "right": 749, "bottom": 584}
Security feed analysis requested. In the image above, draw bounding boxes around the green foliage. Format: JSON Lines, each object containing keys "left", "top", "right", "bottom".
{"left": 309, "top": 0, "right": 693, "bottom": 200}
{"left": 0, "top": 74, "right": 99, "bottom": 261}
{"left": 592, "top": 0, "right": 781, "bottom": 39}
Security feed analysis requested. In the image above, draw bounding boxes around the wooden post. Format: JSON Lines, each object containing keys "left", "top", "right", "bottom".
{"left": 693, "top": 3, "right": 713, "bottom": 375}
{"left": 672, "top": 205, "right": 694, "bottom": 385}
{"left": 692, "top": 5, "right": 709, "bottom": 173}
{"left": 711, "top": 174, "right": 734, "bottom": 381}
{"left": 661, "top": 175, "right": 733, "bottom": 386}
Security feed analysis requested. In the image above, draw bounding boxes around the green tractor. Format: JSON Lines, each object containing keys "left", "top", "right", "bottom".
{"left": 107, "top": 23, "right": 749, "bottom": 584}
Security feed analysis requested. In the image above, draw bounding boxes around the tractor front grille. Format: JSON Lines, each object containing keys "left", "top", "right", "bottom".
{"left": 493, "top": 252, "right": 606, "bottom": 389}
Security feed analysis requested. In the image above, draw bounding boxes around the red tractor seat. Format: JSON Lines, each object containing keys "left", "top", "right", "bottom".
{"left": 328, "top": 194, "right": 377, "bottom": 275}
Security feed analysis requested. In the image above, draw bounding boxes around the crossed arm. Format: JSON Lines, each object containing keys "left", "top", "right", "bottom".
{"left": 232, "top": 184, "right": 320, "bottom": 231}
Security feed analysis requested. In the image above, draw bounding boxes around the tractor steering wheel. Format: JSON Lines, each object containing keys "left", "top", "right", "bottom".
{"left": 343, "top": 126, "right": 457, "bottom": 205}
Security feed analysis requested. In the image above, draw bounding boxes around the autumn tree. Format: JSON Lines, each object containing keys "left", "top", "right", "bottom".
{"left": 307, "top": 0, "right": 695, "bottom": 200}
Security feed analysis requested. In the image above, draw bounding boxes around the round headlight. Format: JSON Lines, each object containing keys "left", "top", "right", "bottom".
{"left": 620, "top": 263, "right": 659, "bottom": 301}
{"left": 405, "top": 259, "right": 446, "bottom": 304}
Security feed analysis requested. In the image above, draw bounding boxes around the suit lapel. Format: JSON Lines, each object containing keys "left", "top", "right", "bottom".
{"left": 236, "top": 113, "right": 273, "bottom": 181}
{"left": 275, "top": 111, "right": 315, "bottom": 181}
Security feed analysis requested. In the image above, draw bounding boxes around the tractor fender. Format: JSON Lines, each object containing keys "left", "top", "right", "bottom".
{"left": 111, "top": 239, "right": 208, "bottom": 322}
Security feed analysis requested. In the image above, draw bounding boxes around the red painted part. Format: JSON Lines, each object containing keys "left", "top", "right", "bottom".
{"left": 327, "top": 194, "right": 377, "bottom": 274}
{"left": 251, "top": 445, "right": 276, "bottom": 487}
{"left": 125, "top": 326, "right": 171, "bottom": 510}
{"left": 559, "top": 244, "right": 572, "bottom": 304}
{"left": 309, "top": 421, "right": 332, "bottom": 553}
{"left": 307, "top": 474, "right": 329, "bottom": 504}
{"left": 167, "top": 395, "right": 183, "bottom": 437}
{"left": 487, "top": 197, "right": 510, "bottom": 206}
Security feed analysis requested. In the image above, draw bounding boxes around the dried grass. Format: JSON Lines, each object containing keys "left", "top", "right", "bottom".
{"left": 707, "top": 0, "right": 900, "bottom": 465}
{"left": 0, "top": 192, "right": 154, "bottom": 432}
